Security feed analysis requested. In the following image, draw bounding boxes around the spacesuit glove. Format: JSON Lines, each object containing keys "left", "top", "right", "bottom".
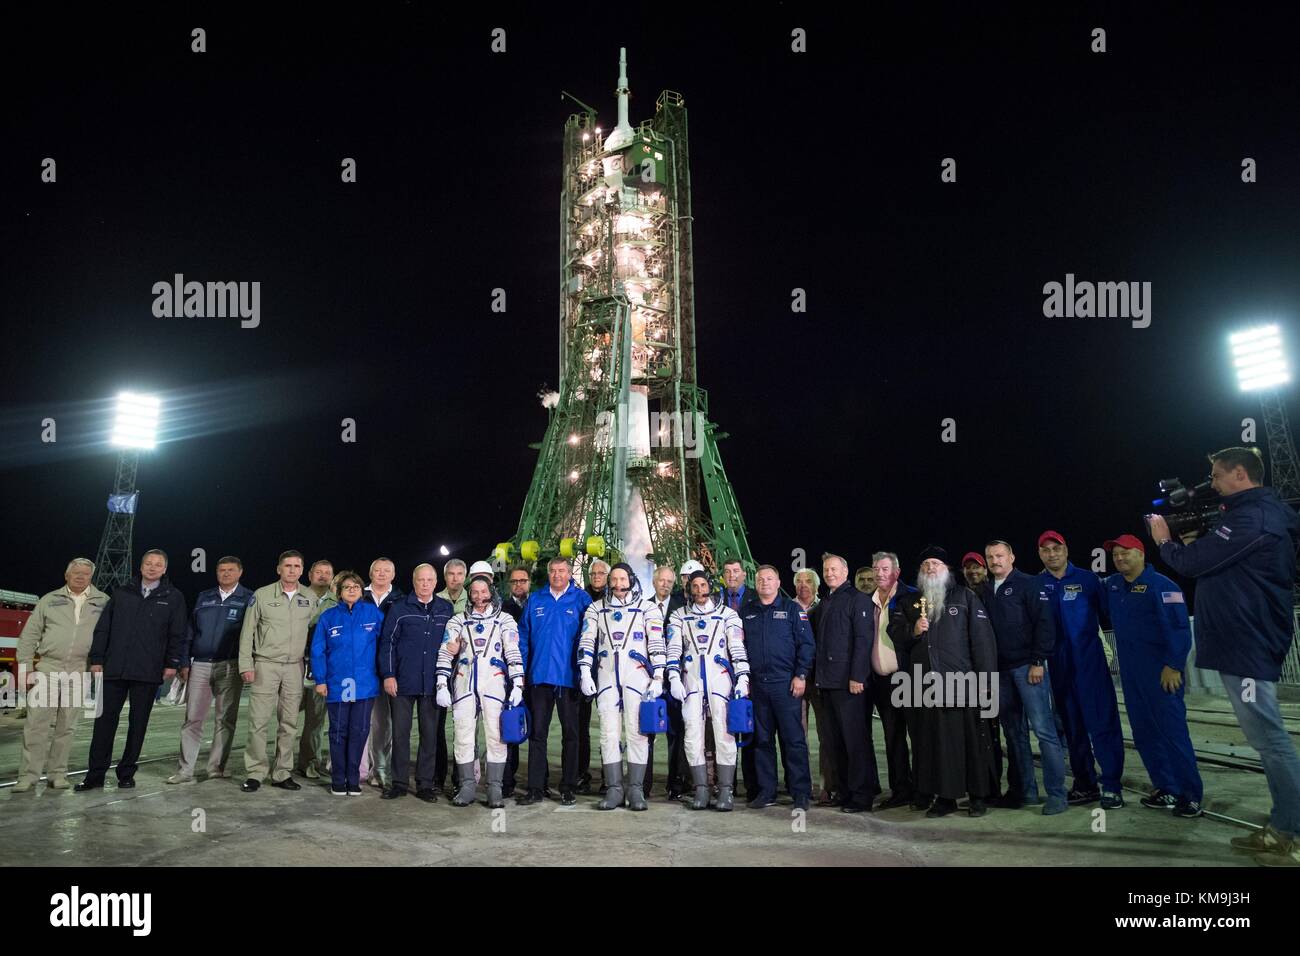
{"left": 509, "top": 684, "right": 524, "bottom": 708}
{"left": 645, "top": 675, "right": 664, "bottom": 700}
{"left": 579, "top": 668, "right": 597, "bottom": 698}
{"left": 435, "top": 682, "right": 451, "bottom": 709}
{"left": 669, "top": 674, "right": 685, "bottom": 701}
{"left": 735, "top": 675, "right": 750, "bottom": 699}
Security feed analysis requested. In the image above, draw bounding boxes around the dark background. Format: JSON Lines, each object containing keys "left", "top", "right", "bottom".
{"left": 4, "top": 4, "right": 1299, "bottom": 601}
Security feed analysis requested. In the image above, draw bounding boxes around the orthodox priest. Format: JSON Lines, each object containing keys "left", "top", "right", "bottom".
{"left": 888, "top": 546, "right": 999, "bottom": 818}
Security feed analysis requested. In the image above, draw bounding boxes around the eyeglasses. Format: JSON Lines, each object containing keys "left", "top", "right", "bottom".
{"left": 341, "top": 584, "right": 362, "bottom": 591}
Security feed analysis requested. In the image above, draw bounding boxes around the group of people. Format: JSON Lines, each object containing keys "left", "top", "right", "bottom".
{"left": 10, "top": 447, "right": 1300, "bottom": 867}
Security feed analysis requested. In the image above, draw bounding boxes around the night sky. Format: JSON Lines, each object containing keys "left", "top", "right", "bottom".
{"left": 4, "top": 6, "right": 1299, "bottom": 602}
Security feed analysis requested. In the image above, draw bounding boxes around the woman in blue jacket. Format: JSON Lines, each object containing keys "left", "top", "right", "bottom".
{"left": 310, "top": 572, "right": 384, "bottom": 795}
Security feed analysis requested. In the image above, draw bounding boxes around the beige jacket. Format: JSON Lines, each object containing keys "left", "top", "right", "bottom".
{"left": 17, "top": 584, "right": 110, "bottom": 671}
{"left": 238, "top": 582, "right": 316, "bottom": 671}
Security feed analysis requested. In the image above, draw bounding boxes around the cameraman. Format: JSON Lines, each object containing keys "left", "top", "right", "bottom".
{"left": 1147, "top": 446, "right": 1300, "bottom": 865}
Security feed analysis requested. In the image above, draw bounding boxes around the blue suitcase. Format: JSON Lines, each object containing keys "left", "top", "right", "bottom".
{"left": 726, "top": 696, "right": 754, "bottom": 736}
{"left": 639, "top": 698, "right": 668, "bottom": 734}
{"left": 500, "top": 703, "right": 529, "bottom": 744}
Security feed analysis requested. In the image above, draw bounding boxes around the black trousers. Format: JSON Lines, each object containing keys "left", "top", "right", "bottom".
{"left": 85, "top": 679, "right": 158, "bottom": 785}
{"left": 390, "top": 694, "right": 440, "bottom": 792}
{"left": 504, "top": 696, "right": 526, "bottom": 792}
{"left": 821, "top": 686, "right": 880, "bottom": 808}
{"left": 871, "top": 675, "right": 914, "bottom": 799}
{"left": 646, "top": 693, "right": 686, "bottom": 794}
{"left": 527, "top": 684, "right": 580, "bottom": 792}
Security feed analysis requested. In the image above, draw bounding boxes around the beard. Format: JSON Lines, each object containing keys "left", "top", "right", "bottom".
{"left": 916, "top": 566, "right": 951, "bottom": 618}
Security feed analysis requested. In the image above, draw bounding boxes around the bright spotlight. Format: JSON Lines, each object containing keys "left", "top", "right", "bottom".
{"left": 110, "top": 392, "right": 161, "bottom": 449}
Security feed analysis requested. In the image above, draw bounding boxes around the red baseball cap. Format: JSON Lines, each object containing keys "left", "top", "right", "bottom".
{"left": 1038, "top": 530, "right": 1066, "bottom": 548}
{"left": 961, "top": 551, "right": 986, "bottom": 568}
{"left": 1103, "top": 534, "right": 1145, "bottom": 554}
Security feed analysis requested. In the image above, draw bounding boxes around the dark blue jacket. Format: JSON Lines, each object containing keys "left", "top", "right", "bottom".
{"left": 378, "top": 592, "right": 455, "bottom": 695}
{"left": 181, "top": 584, "right": 255, "bottom": 666}
{"left": 363, "top": 586, "right": 404, "bottom": 616}
{"left": 1038, "top": 563, "right": 1109, "bottom": 654}
{"left": 1103, "top": 566, "right": 1191, "bottom": 672}
{"left": 980, "top": 568, "right": 1053, "bottom": 670}
{"left": 739, "top": 593, "right": 815, "bottom": 683}
{"left": 1158, "top": 485, "right": 1300, "bottom": 680}
{"left": 811, "top": 581, "right": 875, "bottom": 689}
{"left": 518, "top": 582, "right": 592, "bottom": 688}
{"left": 310, "top": 601, "right": 384, "bottom": 704}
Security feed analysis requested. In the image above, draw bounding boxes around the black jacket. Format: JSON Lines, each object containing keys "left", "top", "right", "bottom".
{"left": 980, "top": 569, "right": 1053, "bottom": 670}
{"left": 89, "top": 575, "right": 188, "bottom": 682}
{"left": 501, "top": 594, "right": 528, "bottom": 623}
{"left": 889, "top": 583, "right": 998, "bottom": 680}
{"left": 811, "top": 581, "right": 875, "bottom": 689}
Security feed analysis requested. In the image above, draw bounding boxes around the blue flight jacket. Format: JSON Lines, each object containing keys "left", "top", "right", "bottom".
{"left": 739, "top": 592, "right": 816, "bottom": 683}
{"left": 182, "top": 584, "right": 255, "bottom": 666}
{"left": 980, "top": 568, "right": 1054, "bottom": 670}
{"left": 1103, "top": 565, "right": 1191, "bottom": 673}
{"left": 1158, "top": 486, "right": 1300, "bottom": 681}
{"left": 379, "top": 592, "right": 455, "bottom": 696}
{"left": 1038, "top": 563, "right": 1109, "bottom": 651}
{"left": 518, "top": 581, "right": 593, "bottom": 688}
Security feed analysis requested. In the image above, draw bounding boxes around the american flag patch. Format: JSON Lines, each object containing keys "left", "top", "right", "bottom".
{"left": 1162, "top": 592, "right": 1184, "bottom": 604}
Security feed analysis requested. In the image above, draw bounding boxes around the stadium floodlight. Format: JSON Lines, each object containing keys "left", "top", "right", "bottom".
{"left": 109, "top": 392, "right": 162, "bottom": 449}
{"left": 1231, "top": 324, "right": 1289, "bottom": 392}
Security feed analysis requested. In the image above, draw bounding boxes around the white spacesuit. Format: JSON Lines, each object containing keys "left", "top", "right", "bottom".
{"left": 666, "top": 571, "right": 749, "bottom": 811}
{"left": 578, "top": 563, "right": 665, "bottom": 811}
{"left": 436, "top": 575, "right": 523, "bottom": 809}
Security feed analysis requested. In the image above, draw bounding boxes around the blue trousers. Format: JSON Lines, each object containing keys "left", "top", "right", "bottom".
{"left": 1050, "top": 633, "right": 1125, "bottom": 792}
{"left": 751, "top": 679, "right": 812, "bottom": 801}
{"left": 999, "top": 665, "right": 1067, "bottom": 804}
{"left": 327, "top": 698, "right": 374, "bottom": 792}
{"left": 1220, "top": 673, "right": 1300, "bottom": 833}
{"left": 1115, "top": 640, "right": 1201, "bottom": 801}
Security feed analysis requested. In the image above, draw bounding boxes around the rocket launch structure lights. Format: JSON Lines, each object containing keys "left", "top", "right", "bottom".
{"left": 497, "top": 49, "right": 753, "bottom": 583}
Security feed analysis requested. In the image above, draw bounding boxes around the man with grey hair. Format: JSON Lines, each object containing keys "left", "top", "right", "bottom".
{"left": 795, "top": 567, "right": 837, "bottom": 804}
{"left": 579, "top": 558, "right": 611, "bottom": 793}
{"left": 360, "top": 557, "right": 403, "bottom": 790}
{"left": 434, "top": 558, "right": 466, "bottom": 792}
{"left": 13, "top": 559, "right": 108, "bottom": 792}
{"left": 437, "top": 558, "right": 468, "bottom": 614}
{"left": 813, "top": 552, "right": 879, "bottom": 812}
{"left": 869, "top": 551, "right": 917, "bottom": 808}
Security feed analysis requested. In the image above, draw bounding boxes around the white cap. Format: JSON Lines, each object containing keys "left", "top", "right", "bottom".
{"left": 468, "top": 560, "right": 495, "bottom": 579}
{"left": 679, "top": 560, "right": 704, "bottom": 576}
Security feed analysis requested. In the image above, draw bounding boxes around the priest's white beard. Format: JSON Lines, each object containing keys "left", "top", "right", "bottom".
{"left": 916, "top": 567, "right": 950, "bottom": 618}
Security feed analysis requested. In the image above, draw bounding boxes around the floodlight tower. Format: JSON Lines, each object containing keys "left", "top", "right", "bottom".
{"left": 498, "top": 49, "right": 753, "bottom": 583}
{"left": 93, "top": 392, "right": 161, "bottom": 591}
{"left": 1231, "top": 324, "right": 1299, "bottom": 602}
{"left": 1231, "top": 324, "right": 1300, "bottom": 503}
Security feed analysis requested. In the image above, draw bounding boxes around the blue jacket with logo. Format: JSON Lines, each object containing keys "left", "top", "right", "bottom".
{"left": 181, "top": 584, "right": 255, "bottom": 666}
{"left": 1158, "top": 486, "right": 1300, "bottom": 680}
{"left": 739, "top": 592, "right": 816, "bottom": 683}
{"left": 1037, "top": 563, "right": 1109, "bottom": 653}
{"left": 310, "top": 600, "right": 384, "bottom": 703}
{"left": 379, "top": 592, "right": 455, "bottom": 695}
{"left": 518, "top": 581, "right": 592, "bottom": 688}
{"left": 1103, "top": 565, "right": 1191, "bottom": 672}
{"left": 980, "top": 568, "right": 1054, "bottom": 670}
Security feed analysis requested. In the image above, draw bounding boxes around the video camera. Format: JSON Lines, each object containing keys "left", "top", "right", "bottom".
{"left": 1148, "top": 477, "right": 1223, "bottom": 539}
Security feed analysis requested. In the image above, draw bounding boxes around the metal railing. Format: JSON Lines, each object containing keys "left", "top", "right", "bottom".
{"left": 1100, "top": 608, "right": 1300, "bottom": 689}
